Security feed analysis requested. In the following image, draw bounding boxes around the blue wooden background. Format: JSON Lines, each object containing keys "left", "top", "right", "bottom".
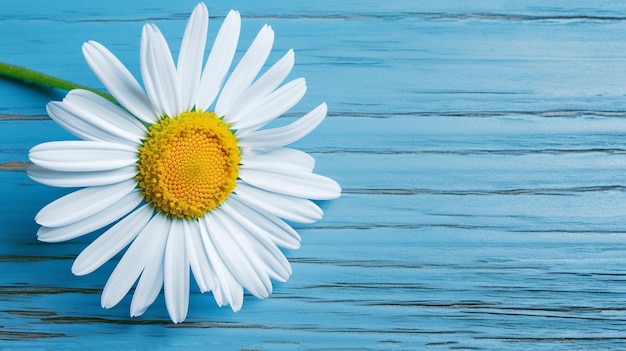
{"left": 2, "top": 0, "right": 626, "bottom": 350}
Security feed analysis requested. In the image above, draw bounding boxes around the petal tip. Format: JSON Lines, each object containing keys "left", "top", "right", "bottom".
{"left": 194, "top": 2, "right": 208, "bottom": 12}
{"left": 71, "top": 262, "right": 88, "bottom": 276}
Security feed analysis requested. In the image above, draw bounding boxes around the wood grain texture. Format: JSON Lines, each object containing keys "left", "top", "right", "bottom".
{"left": 2, "top": 1, "right": 626, "bottom": 350}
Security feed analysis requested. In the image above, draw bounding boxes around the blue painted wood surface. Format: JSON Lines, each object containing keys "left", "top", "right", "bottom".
{"left": 2, "top": 1, "right": 626, "bottom": 350}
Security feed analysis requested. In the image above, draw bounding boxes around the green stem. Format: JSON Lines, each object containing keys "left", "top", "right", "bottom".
{"left": 0, "top": 62, "right": 116, "bottom": 103}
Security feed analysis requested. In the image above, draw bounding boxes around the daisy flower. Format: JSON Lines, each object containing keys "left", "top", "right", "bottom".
{"left": 27, "top": 3, "right": 340, "bottom": 323}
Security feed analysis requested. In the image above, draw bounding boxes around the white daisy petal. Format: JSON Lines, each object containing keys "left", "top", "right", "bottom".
{"left": 209, "top": 208, "right": 272, "bottom": 298}
{"left": 62, "top": 89, "right": 147, "bottom": 145}
{"left": 221, "top": 198, "right": 292, "bottom": 281}
{"left": 141, "top": 24, "right": 181, "bottom": 117}
{"left": 164, "top": 220, "right": 190, "bottom": 323}
{"left": 239, "top": 167, "right": 341, "bottom": 200}
{"left": 178, "top": 3, "right": 208, "bottom": 111}
{"left": 226, "top": 191, "right": 301, "bottom": 249}
{"left": 186, "top": 220, "right": 217, "bottom": 293}
{"left": 140, "top": 26, "right": 158, "bottom": 117}
{"left": 215, "top": 24, "right": 274, "bottom": 117}
{"left": 101, "top": 213, "right": 170, "bottom": 309}
{"left": 130, "top": 215, "right": 170, "bottom": 318}
{"left": 29, "top": 141, "right": 137, "bottom": 172}
{"left": 130, "top": 257, "right": 164, "bottom": 318}
{"left": 36, "top": 178, "right": 137, "bottom": 228}
{"left": 240, "top": 103, "right": 327, "bottom": 151}
{"left": 27, "top": 164, "right": 136, "bottom": 188}
{"left": 211, "top": 280, "right": 224, "bottom": 307}
{"left": 199, "top": 216, "right": 244, "bottom": 311}
{"left": 227, "top": 49, "right": 295, "bottom": 124}
{"left": 37, "top": 190, "right": 142, "bottom": 243}
{"left": 72, "top": 204, "right": 153, "bottom": 276}
{"left": 47, "top": 102, "right": 140, "bottom": 147}
{"left": 47, "top": 91, "right": 146, "bottom": 146}
{"left": 195, "top": 220, "right": 224, "bottom": 306}
{"left": 232, "top": 78, "right": 306, "bottom": 134}
{"left": 242, "top": 147, "right": 315, "bottom": 172}
{"left": 235, "top": 182, "right": 322, "bottom": 225}
{"left": 196, "top": 10, "right": 241, "bottom": 110}
{"left": 82, "top": 40, "right": 158, "bottom": 124}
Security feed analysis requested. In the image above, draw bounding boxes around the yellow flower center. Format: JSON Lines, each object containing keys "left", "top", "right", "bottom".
{"left": 136, "top": 110, "right": 240, "bottom": 219}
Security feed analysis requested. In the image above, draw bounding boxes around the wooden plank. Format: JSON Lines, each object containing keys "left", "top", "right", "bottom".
{"left": 2, "top": 0, "right": 626, "bottom": 350}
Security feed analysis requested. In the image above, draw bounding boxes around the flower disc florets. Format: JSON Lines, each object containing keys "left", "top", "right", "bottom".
{"left": 136, "top": 110, "right": 240, "bottom": 219}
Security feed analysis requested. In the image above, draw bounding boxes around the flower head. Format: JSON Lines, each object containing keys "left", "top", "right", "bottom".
{"left": 28, "top": 3, "right": 340, "bottom": 323}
